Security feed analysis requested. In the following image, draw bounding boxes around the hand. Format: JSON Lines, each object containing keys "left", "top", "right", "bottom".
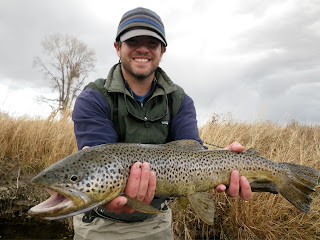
{"left": 103, "top": 162, "right": 156, "bottom": 214}
{"left": 215, "top": 142, "right": 252, "bottom": 201}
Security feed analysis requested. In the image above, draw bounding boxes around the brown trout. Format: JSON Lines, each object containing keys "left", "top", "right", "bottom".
{"left": 28, "top": 140, "right": 320, "bottom": 224}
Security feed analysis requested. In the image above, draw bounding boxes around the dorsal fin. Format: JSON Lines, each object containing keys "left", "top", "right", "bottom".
{"left": 164, "top": 140, "right": 205, "bottom": 151}
{"left": 244, "top": 148, "right": 260, "bottom": 155}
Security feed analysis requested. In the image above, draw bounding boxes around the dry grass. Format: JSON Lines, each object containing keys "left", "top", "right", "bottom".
{"left": 1, "top": 111, "right": 319, "bottom": 239}
{"left": 0, "top": 112, "right": 77, "bottom": 172}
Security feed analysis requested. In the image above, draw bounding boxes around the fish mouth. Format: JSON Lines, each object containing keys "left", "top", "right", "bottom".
{"left": 28, "top": 188, "right": 73, "bottom": 214}
{"left": 28, "top": 186, "right": 95, "bottom": 219}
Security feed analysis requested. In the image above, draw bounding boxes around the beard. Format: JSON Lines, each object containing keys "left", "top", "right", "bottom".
{"left": 120, "top": 55, "right": 160, "bottom": 81}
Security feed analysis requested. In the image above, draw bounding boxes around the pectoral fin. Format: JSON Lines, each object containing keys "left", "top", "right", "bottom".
{"left": 187, "top": 192, "right": 215, "bottom": 225}
{"left": 123, "top": 194, "right": 165, "bottom": 214}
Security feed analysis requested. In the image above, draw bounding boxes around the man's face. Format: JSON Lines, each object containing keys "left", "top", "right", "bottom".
{"left": 115, "top": 36, "right": 166, "bottom": 80}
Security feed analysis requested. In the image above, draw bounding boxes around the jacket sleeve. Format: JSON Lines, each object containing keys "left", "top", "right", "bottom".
{"left": 72, "top": 88, "right": 118, "bottom": 150}
{"left": 170, "top": 94, "right": 203, "bottom": 144}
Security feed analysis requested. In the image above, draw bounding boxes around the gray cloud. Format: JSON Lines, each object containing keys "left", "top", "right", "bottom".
{"left": 0, "top": 0, "right": 319, "bottom": 124}
{"left": 166, "top": 0, "right": 320, "bottom": 124}
{"left": 0, "top": 0, "right": 116, "bottom": 89}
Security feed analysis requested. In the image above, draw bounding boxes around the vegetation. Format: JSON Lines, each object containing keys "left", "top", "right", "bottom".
{"left": 33, "top": 33, "right": 95, "bottom": 118}
{"left": 0, "top": 112, "right": 319, "bottom": 239}
{"left": 0, "top": 112, "right": 77, "bottom": 172}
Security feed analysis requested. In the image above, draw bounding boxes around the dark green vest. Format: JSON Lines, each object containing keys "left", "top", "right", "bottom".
{"left": 85, "top": 63, "right": 185, "bottom": 144}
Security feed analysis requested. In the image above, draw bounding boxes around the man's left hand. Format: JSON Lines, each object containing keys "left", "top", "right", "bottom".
{"left": 215, "top": 142, "right": 252, "bottom": 201}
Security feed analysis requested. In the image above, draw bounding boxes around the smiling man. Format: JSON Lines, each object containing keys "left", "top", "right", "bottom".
{"left": 116, "top": 35, "right": 165, "bottom": 82}
{"left": 72, "top": 7, "right": 252, "bottom": 240}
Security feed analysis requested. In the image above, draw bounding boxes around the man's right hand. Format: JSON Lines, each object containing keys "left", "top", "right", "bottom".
{"left": 103, "top": 161, "right": 156, "bottom": 214}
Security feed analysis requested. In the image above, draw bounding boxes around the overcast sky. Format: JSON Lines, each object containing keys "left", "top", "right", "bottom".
{"left": 1, "top": 0, "right": 319, "bottom": 125}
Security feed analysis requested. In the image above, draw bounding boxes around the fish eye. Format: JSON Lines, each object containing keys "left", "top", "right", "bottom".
{"left": 70, "top": 175, "right": 78, "bottom": 182}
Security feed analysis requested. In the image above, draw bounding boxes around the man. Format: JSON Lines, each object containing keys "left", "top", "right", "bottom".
{"left": 72, "top": 7, "right": 252, "bottom": 240}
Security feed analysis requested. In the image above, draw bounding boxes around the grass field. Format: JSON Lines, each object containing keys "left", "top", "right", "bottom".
{"left": 1, "top": 112, "right": 319, "bottom": 239}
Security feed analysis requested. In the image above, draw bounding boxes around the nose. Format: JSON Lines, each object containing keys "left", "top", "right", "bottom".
{"left": 135, "top": 44, "right": 149, "bottom": 53}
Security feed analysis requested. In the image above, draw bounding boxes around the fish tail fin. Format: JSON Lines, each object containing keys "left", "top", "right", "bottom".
{"left": 277, "top": 163, "right": 320, "bottom": 213}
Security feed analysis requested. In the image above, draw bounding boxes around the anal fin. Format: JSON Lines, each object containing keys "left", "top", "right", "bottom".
{"left": 187, "top": 192, "right": 215, "bottom": 225}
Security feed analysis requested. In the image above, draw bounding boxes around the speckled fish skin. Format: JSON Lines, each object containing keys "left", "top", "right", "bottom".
{"left": 28, "top": 140, "right": 320, "bottom": 221}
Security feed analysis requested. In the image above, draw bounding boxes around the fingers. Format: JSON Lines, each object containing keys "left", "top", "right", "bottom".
{"left": 103, "top": 161, "right": 156, "bottom": 214}
{"left": 216, "top": 184, "right": 227, "bottom": 192}
{"left": 125, "top": 162, "right": 143, "bottom": 198}
{"left": 226, "top": 170, "right": 240, "bottom": 197}
{"left": 135, "top": 162, "right": 152, "bottom": 202}
{"left": 125, "top": 162, "right": 153, "bottom": 202}
{"left": 239, "top": 176, "right": 252, "bottom": 201}
{"left": 103, "top": 196, "right": 127, "bottom": 211}
{"left": 224, "top": 142, "right": 244, "bottom": 152}
{"left": 221, "top": 142, "right": 251, "bottom": 201}
{"left": 219, "top": 170, "right": 252, "bottom": 201}
{"left": 145, "top": 171, "right": 156, "bottom": 204}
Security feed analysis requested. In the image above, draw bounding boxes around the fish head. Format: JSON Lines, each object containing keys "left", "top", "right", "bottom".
{"left": 28, "top": 147, "right": 126, "bottom": 219}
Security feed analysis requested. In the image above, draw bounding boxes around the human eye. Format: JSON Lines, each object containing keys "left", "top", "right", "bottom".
{"left": 148, "top": 40, "right": 160, "bottom": 48}
{"left": 126, "top": 38, "right": 137, "bottom": 46}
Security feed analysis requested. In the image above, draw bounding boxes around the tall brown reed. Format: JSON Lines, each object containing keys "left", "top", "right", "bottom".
{"left": 0, "top": 112, "right": 77, "bottom": 171}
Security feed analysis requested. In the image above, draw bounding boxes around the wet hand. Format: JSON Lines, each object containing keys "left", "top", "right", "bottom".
{"left": 103, "top": 162, "right": 156, "bottom": 214}
{"left": 215, "top": 142, "right": 252, "bottom": 201}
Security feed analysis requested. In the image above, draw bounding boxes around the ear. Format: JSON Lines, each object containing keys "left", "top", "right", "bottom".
{"left": 114, "top": 42, "right": 121, "bottom": 57}
{"left": 161, "top": 47, "right": 166, "bottom": 57}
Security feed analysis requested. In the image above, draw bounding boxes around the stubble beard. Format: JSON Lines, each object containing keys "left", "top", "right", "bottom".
{"left": 121, "top": 58, "right": 159, "bottom": 81}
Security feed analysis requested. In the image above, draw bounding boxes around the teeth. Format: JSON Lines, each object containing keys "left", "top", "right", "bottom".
{"left": 134, "top": 58, "right": 149, "bottom": 63}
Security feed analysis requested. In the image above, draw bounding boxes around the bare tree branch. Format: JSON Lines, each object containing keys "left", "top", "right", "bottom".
{"left": 33, "top": 33, "right": 96, "bottom": 118}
